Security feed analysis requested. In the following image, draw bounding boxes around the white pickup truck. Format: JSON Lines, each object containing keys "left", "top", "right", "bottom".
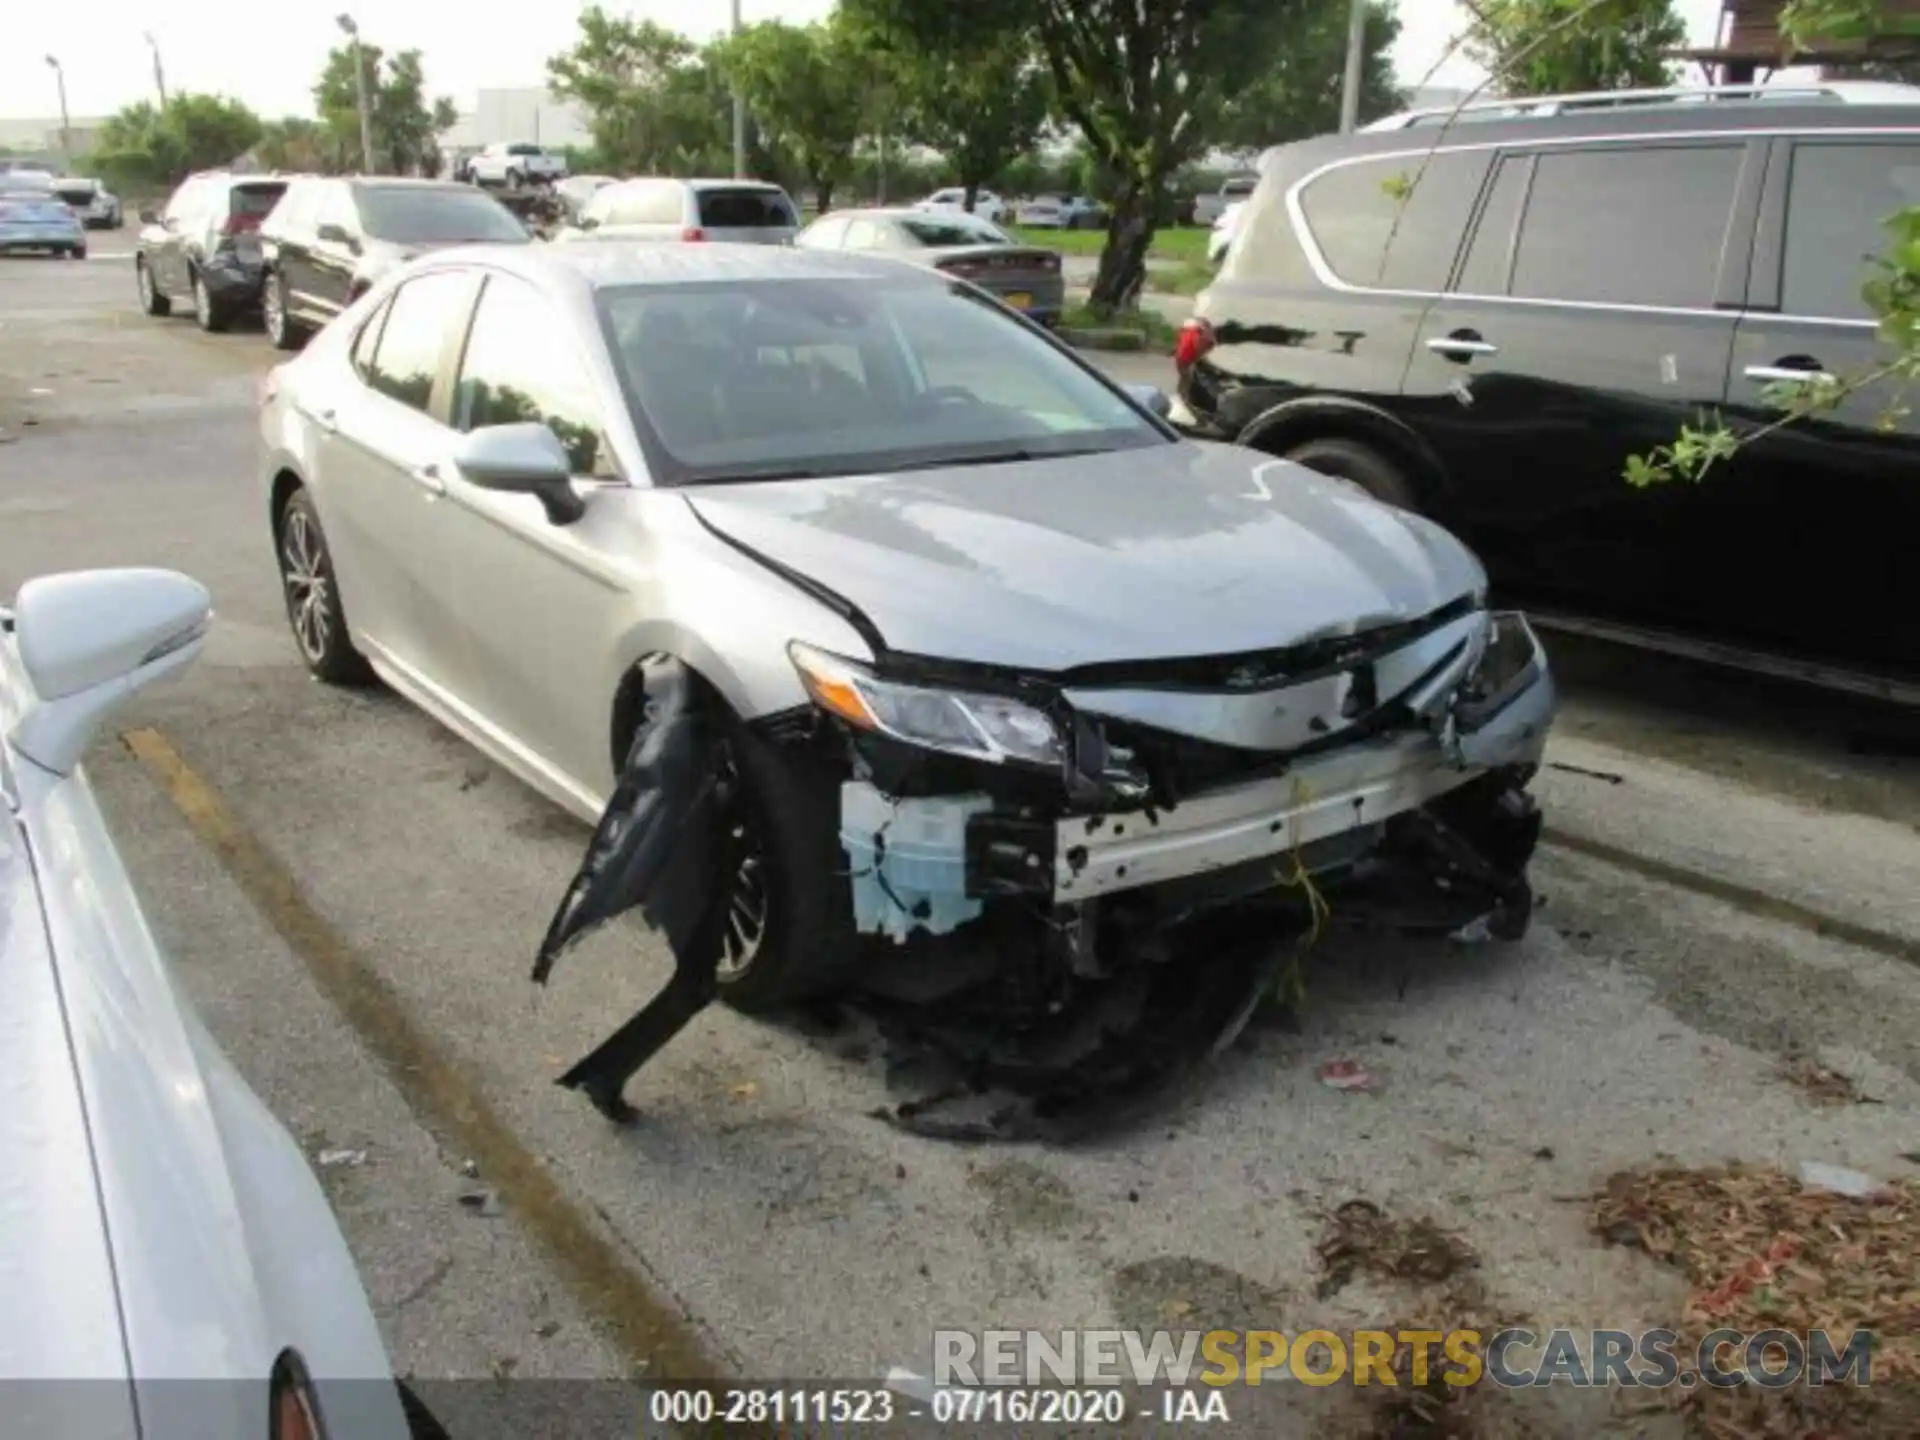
{"left": 462, "top": 142, "right": 568, "bottom": 188}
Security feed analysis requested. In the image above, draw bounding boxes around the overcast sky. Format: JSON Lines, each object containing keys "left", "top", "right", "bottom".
{"left": 4, "top": 0, "right": 1729, "bottom": 123}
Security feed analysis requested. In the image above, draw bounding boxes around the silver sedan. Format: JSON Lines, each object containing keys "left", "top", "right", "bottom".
{"left": 256, "top": 242, "right": 1553, "bottom": 1074}
{"left": 795, "top": 207, "right": 1068, "bottom": 324}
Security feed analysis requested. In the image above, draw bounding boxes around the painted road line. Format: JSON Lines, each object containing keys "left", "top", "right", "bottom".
{"left": 121, "top": 725, "right": 748, "bottom": 1403}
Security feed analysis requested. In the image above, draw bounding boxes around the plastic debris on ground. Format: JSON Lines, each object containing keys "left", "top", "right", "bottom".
{"left": 1317, "top": 1058, "right": 1377, "bottom": 1092}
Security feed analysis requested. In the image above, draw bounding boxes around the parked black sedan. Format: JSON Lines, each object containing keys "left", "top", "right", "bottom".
{"left": 257, "top": 177, "right": 531, "bottom": 349}
{"left": 134, "top": 171, "right": 289, "bottom": 331}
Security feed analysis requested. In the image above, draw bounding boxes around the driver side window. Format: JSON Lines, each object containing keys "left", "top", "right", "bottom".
{"left": 453, "top": 274, "right": 619, "bottom": 479}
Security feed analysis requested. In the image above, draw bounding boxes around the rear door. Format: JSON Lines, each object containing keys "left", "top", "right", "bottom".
{"left": 1719, "top": 133, "right": 1920, "bottom": 674}
{"left": 317, "top": 268, "right": 481, "bottom": 685}
{"left": 262, "top": 182, "right": 319, "bottom": 317}
{"left": 1401, "top": 138, "right": 1760, "bottom": 621}
{"left": 154, "top": 179, "right": 205, "bottom": 294}
{"left": 307, "top": 182, "right": 364, "bottom": 315}
{"left": 694, "top": 185, "right": 798, "bottom": 244}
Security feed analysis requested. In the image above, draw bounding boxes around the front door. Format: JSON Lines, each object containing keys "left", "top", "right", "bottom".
{"left": 306, "top": 182, "right": 364, "bottom": 318}
{"left": 1718, "top": 134, "right": 1920, "bottom": 676}
{"left": 1400, "top": 138, "right": 1759, "bottom": 626}
{"left": 315, "top": 268, "right": 480, "bottom": 687}
{"left": 154, "top": 179, "right": 204, "bottom": 296}
{"left": 432, "top": 270, "right": 636, "bottom": 801}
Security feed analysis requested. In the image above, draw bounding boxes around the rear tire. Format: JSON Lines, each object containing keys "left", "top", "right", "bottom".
{"left": 264, "top": 270, "right": 308, "bottom": 351}
{"left": 276, "top": 488, "right": 374, "bottom": 685}
{"left": 1281, "top": 436, "right": 1420, "bottom": 511}
{"left": 192, "top": 270, "right": 230, "bottom": 333}
{"left": 136, "top": 256, "right": 170, "bottom": 316}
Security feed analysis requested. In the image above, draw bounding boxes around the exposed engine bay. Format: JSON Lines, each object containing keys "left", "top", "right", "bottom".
{"left": 531, "top": 595, "right": 1555, "bottom": 1139}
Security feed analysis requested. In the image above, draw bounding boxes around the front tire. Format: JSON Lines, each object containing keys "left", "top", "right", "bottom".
{"left": 277, "top": 488, "right": 373, "bottom": 685}
{"left": 1282, "top": 436, "right": 1420, "bottom": 511}
{"left": 506, "top": 167, "right": 525, "bottom": 189}
{"left": 136, "top": 256, "right": 170, "bottom": 316}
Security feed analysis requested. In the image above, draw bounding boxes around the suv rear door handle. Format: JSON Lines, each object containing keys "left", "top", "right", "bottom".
{"left": 1744, "top": 362, "right": 1834, "bottom": 386}
{"left": 1428, "top": 334, "right": 1498, "bottom": 359}
{"left": 312, "top": 407, "right": 338, "bottom": 434}
{"left": 410, "top": 462, "right": 447, "bottom": 497}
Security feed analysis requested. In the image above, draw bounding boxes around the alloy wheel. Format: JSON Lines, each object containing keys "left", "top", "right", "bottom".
{"left": 137, "top": 260, "right": 153, "bottom": 308}
{"left": 280, "top": 507, "right": 332, "bottom": 664}
{"left": 264, "top": 276, "right": 285, "bottom": 343}
{"left": 194, "top": 275, "right": 212, "bottom": 324}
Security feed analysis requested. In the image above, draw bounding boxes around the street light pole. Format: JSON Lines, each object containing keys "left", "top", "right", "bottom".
{"left": 45, "top": 56, "right": 72, "bottom": 173}
{"left": 337, "top": 13, "right": 376, "bottom": 174}
{"left": 1338, "top": 0, "right": 1368, "bottom": 134}
{"left": 145, "top": 32, "right": 169, "bottom": 109}
{"left": 730, "top": 0, "right": 747, "bottom": 179}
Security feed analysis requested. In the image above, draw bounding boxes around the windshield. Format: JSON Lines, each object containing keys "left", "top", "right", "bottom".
{"left": 900, "top": 214, "right": 1009, "bottom": 246}
{"left": 598, "top": 277, "right": 1167, "bottom": 485}
{"left": 355, "top": 186, "right": 530, "bottom": 244}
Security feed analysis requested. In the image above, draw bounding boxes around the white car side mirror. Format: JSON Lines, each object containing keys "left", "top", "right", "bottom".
{"left": 8, "top": 568, "right": 212, "bottom": 776}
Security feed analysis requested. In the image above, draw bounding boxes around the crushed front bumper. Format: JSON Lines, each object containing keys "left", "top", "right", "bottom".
{"left": 842, "top": 612, "right": 1554, "bottom": 931}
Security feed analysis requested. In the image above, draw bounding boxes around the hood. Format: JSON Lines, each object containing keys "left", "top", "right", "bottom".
{"left": 685, "top": 440, "right": 1485, "bottom": 673}
{"left": 0, "top": 826, "right": 138, "bottom": 1428}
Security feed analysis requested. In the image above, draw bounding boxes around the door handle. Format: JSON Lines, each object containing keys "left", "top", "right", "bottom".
{"left": 1427, "top": 335, "right": 1498, "bottom": 359}
{"left": 411, "top": 462, "right": 447, "bottom": 496}
{"left": 1744, "top": 363, "right": 1834, "bottom": 387}
{"left": 311, "top": 407, "right": 338, "bottom": 434}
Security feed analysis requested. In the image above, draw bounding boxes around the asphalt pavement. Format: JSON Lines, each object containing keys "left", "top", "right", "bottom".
{"left": 3, "top": 233, "right": 1917, "bottom": 1438}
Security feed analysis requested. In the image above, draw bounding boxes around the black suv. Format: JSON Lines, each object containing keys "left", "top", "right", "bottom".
{"left": 134, "top": 172, "right": 289, "bottom": 331}
{"left": 257, "top": 177, "right": 531, "bottom": 349}
{"left": 1179, "top": 84, "right": 1920, "bottom": 687}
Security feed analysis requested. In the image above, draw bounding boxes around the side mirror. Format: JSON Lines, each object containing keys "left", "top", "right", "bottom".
{"left": 452, "top": 423, "right": 586, "bottom": 526}
{"left": 138, "top": 206, "right": 158, "bottom": 225}
{"left": 8, "top": 568, "right": 212, "bottom": 777}
{"left": 317, "top": 222, "right": 359, "bottom": 253}
{"left": 1125, "top": 382, "right": 1173, "bottom": 420}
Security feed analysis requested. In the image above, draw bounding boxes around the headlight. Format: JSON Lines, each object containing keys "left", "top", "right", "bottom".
{"left": 787, "top": 641, "right": 1062, "bottom": 766}
{"left": 1459, "top": 611, "right": 1542, "bottom": 722}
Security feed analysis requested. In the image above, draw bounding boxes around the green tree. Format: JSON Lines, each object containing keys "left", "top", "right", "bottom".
{"left": 710, "top": 17, "right": 876, "bottom": 213}
{"left": 1217, "top": 0, "right": 1404, "bottom": 152}
{"left": 548, "top": 10, "right": 767, "bottom": 176}
{"left": 91, "top": 94, "right": 263, "bottom": 191}
{"left": 854, "top": 0, "right": 1334, "bottom": 312}
{"left": 843, "top": 0, "right": 1052, "bottom": 211}
{"left": 1462, "top": 0, "right": 1685, "bottom": 95}
{"left": 254, "top": 117, "right": 342, "bottom": 174}
{"left": 314, "top": 44, "right": 458, "bottom": 175}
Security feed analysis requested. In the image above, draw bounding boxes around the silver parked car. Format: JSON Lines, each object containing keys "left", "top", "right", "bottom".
{"left": 1, "top": 567, "right": 430, "bottom": 1440}
{"left": 555, "top": 177, "right": 799, "bottom": 245}
{"left": 795, "top": 206, "right": 1067, "bottom": 324}
{"left": 256, "top": 243, "right": 1554, "bottom": 1115}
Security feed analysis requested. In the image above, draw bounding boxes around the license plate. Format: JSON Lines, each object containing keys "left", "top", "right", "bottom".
{"left": 1004, "top": 292, "right": 1033, "bottom": 310}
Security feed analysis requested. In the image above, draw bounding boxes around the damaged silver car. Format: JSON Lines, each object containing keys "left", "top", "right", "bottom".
{"left": 257, "top": 243, "right": 1555, "bottom": 1126}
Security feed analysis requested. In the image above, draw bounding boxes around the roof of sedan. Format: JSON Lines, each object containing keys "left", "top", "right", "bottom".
{"left": 444, "top": 239, "right": 950, "bottom": 290}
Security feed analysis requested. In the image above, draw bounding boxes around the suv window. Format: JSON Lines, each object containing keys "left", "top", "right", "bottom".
{"left": 506, "top": 143, "right": 543, "bottom": 156}
{"left": 1455, "top": 155, "right": 1530, "bottom": 295}
{"left": 365, "top": 271, "right": 473, "bottom": 412}
{"left": 696, "top": 187, "right": 796, "bottom": 229}
{"left": 1781, "top": 141, "right": 1920, "bottom": 320}
{"left": 1506, "top": 144, "right": 1743, "bottom": 308}
{"left": 1298, "top": 151, "right": 1492, "bottom": 291}
{"left": 453, "top": 275, "right": 615, "bottom": 477}
{"left": 229, "top": 182, "right": 287, "bottom": 222}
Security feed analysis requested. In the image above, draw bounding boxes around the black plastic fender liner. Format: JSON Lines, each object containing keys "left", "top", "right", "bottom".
{"left": 531, "top": 657, "right": 740, "bottom": 1122}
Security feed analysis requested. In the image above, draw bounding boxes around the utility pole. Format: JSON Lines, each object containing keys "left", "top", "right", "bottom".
{"left": 45, "top": 56, "right": 71, "bottom": 173}
{"left": 730, "top": 0, "right": 747, "bottom": 179}
{"left": 145, "top": 32, "right": 168, "bottom": 109}
{"left": 1338, "top": 0, "right": 1368, "bottom": 134}
{"left": 337, "top": 13, "right": 376, "bottom": 174}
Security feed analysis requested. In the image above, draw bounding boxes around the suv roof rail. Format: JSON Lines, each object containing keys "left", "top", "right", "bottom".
{"left": 1361, "top": 79, "right": 1920, "bottom": 131}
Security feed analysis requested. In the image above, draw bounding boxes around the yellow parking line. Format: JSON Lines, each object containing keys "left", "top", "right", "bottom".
{"left": 121, "top": 726, "right": 735, "bottom": 1384}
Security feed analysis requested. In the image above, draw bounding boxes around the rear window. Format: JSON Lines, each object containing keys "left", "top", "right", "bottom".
{"left": 900, "top": 215, "right": 1008, "bottom": 246}
{"left": 54, "top": 179, "right": 98, "bottom": 199}
{"left": 1298, "top": 151, "right": 1491, "bottom": 291}
{"left": 1223, "top": 177, "right": 1258, "bottom": 197}
{"left": 697, "top": 188, "right": 796, "bottom": 229}
{"left": 355, "top": 186, "right": 531, "bottom": 244}
{"left": 230, "top": 184, "right": 287, "bottom": 217}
